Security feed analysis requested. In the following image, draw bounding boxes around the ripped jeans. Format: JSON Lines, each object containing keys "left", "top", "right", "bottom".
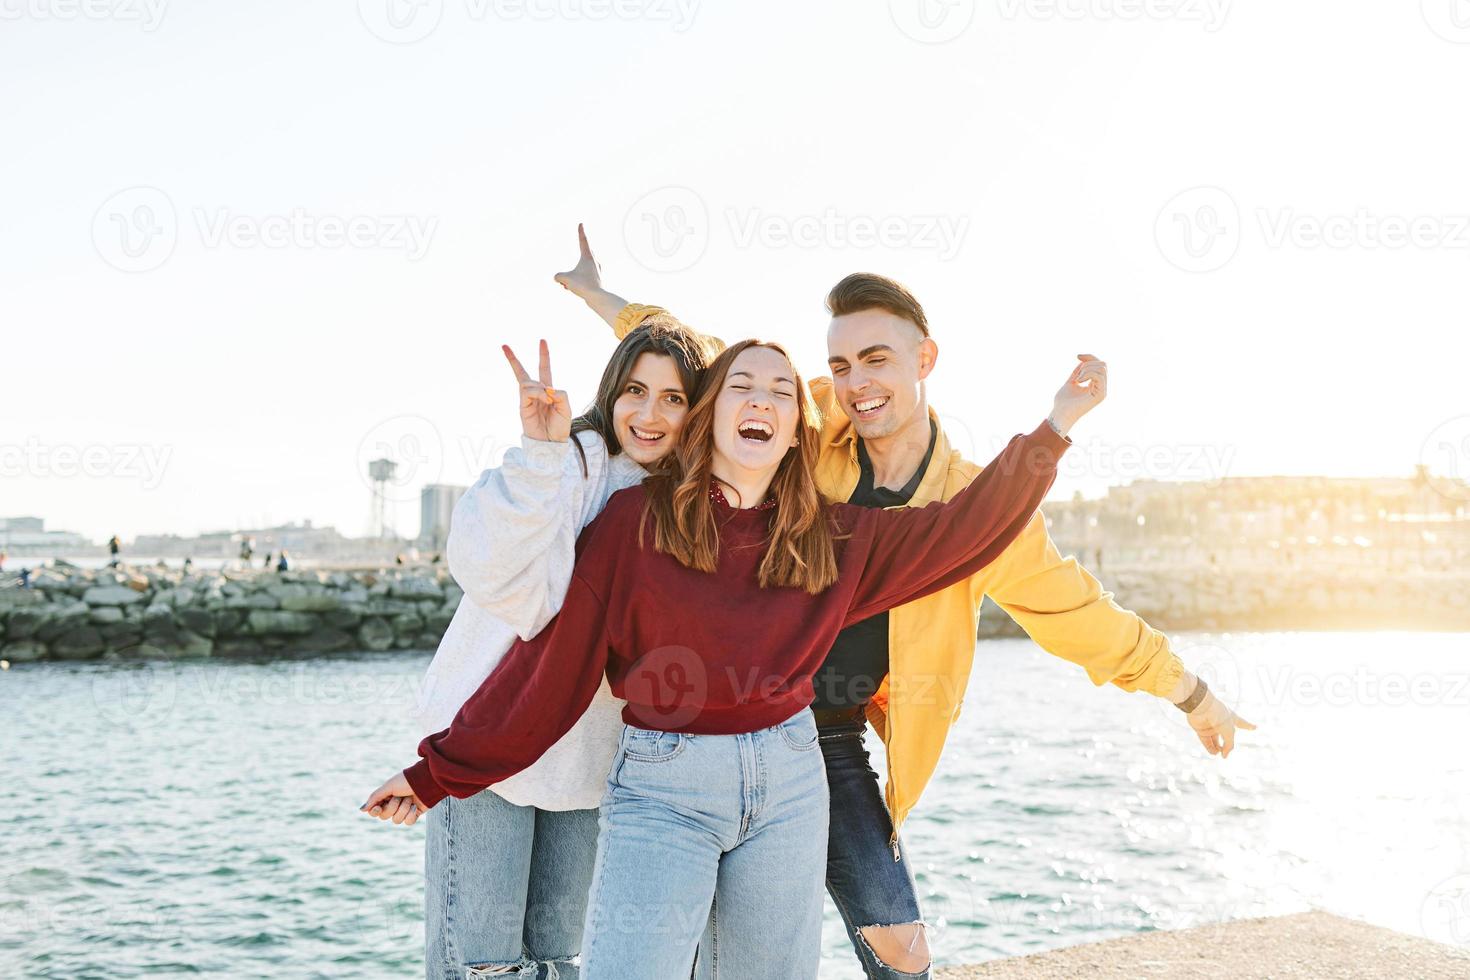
{"left": 819, "top": 721, "right": 929, "bottom": 980}
{"left": 424, "top": 787, "right": 599, "bottom": 979}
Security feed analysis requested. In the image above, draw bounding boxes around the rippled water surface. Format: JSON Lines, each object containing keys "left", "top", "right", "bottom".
{"left": 6, "top": 632, "right": 1469, "bottom": 978}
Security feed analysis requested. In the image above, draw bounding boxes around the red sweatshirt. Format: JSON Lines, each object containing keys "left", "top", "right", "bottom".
{"left": 406, "top": 421, "right": 1069, "bottom": 807}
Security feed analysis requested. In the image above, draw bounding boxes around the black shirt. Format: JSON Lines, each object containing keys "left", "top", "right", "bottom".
{"left": 808, "top": 419, "right": 939, "bottom": 718}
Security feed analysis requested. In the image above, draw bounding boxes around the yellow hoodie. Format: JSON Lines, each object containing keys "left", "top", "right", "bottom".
{"left": 611, "top": 304, "right": 1185, "bottom": 850}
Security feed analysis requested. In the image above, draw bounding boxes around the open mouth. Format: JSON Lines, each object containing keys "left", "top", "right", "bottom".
{"left": 629, "top": 426, "right": 666, "bottom": 443}
{"left": 853, "top": 395, "right": 890, "bottom": 418}
{"left": 737, "top": 419, "right": 774, "bottom": 443}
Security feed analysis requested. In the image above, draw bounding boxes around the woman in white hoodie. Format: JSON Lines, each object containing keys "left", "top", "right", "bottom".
{"left": 410, "top": 256, "right": 721, "bottom": 978}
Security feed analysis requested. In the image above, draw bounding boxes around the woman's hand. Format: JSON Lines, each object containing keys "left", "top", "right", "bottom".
{"left": 1048, "top": 355, "right": 1107, "bottom": 437}
{"left": 360, "top": 771, "right": 428, "bottom": 825}
{"left": 553, "top": 223, "right": 603, "bottom": 299}
{"left": 503, "top": 340, "right": 572, "bottom": 443}
{"left": 552, "top": 224, "right": 632, "bottom": 329}
{"left": 1187, "top": 693, "right": 1257, "bottom": 759}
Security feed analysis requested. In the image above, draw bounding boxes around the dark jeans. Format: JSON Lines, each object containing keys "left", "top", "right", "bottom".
{"left": 820, "top": 721, "right": 929, "bottom": 979}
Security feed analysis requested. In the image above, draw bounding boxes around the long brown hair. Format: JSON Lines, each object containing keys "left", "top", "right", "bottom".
{"left": 640, "top": 339, "right": 841, "bottom": 595}
{"left": 569, "top": 315, "right": 724, "bottom": 477}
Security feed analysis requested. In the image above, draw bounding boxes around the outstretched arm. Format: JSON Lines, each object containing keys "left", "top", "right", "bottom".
{"left": 371, "top": 572, "right": 613, "bottom": 815}
{"left": 845, "top": 358, "right": 1105, "bottom": 623}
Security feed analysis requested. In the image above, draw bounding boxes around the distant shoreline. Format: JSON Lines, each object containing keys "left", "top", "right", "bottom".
{"left": 3, "top": 560, "right": 1468, "bottom": 664}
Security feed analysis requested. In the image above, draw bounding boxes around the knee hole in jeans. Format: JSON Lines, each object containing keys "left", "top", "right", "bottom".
{"left": 857, "top": 921, "right": 930, "bottom": 975}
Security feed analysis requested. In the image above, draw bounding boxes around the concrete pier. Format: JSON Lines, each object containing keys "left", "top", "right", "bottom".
{"left": 935, "top": 911, "right": 1470, "bottom": 979}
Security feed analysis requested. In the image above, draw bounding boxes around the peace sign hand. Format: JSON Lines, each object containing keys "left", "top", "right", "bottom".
{"left": 503, "top": 340, "right": 572, "bottom": 443}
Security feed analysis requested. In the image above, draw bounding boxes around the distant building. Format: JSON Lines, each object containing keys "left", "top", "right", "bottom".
{"left": 419, "top": 484, "right": 468, "bottom": 552}
{"left": 133, "top": 520, "right": 361, "bottom": 560}
{"left": 1044, "top": 471, "right": 1470, "bottom": 571}
{"left": 0, "top": 517, "right": 93, "bottom": 555}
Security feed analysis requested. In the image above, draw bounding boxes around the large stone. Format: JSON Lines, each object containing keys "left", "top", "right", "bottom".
{"left": 36, "top": 602, "right": 91, "bottom": 642}
{"left": 357, "top": 617, "right": 394, "bottom": 652}
{"left": 82, "top": 586, "right": 147, "bottom": 607}
{"left": 213, "top": 609, "right": 246, "bottom": 635}
{"left": 215, "top": 638, "right": 266, "bottom": 657}
{"left": 177, "top": 607, "right": 216, "bottom": 637}
{"left": 99, "top": 622, "right": 144, "bottom": 650}
{"left": 423, "top": 609, "right": 455, "bottom": 634}
{"left": 89, "top": 606, "right": 125, "bottom": 625}
{"left": 321, "top": 608, "right": 363, "bottom": 630}
{"left": 6, "top": 608, "right": 43, "bottom": 639}
{"left": 391, "top": 613, "right": 425, "bottom": 637}
{"left": 136, "top": 631, "right": 213, "bottom": 658}
{"left": 246, "top": 610, "right": 318, "bottom": 635}
{"left": 364, "top": 598, "right": 415, "bottom": 616}
{"left": 294, "top": 629, "right": 354, "bottom": 653}
{"left": 222, "top": 593, "right": 280, "bottom": 610}
{"left": 51, "top": 626, "right": 105, "bottom": 660}
{"left": 280, "top": 592, "right": 342, "bottom": 613}
{"left": 390, "top": 577, "right": 443, "bottom": 599}
{"left": 2, "top": 639, "right": 47, "bottom": 662}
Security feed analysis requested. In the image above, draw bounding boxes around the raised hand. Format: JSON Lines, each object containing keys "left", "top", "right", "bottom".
{"left": 503, "top": 340, "right": 572, "bottom": 443}
{"left": 360, "top": 770, "right": 427, "bottom": 826}
{"left": 1048, "top": 354, "right": 1107, "bottom": 437}
{"left": 553, "top": 222, "right": 603, "bottom": 299}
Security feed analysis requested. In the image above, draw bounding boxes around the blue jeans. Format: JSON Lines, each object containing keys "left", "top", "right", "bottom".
{"left": 821, "top": 723, "right": 928, "bottom": 979}
{"left": 581, "top": 710, "right": 829, "bottom": 980}
{"left": 424, "top": 787, "right": 599, "bottom": 979}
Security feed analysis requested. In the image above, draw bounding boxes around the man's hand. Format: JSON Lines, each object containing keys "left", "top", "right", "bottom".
{"left": 360, "top": 770, "right": 428, "bottom": 825}
{"left": 1048, "top": 355, "right": 1107, "bottom": 437}
{"left": 504, "top": 340, "right": 572, "bottom": 443}
{"left": 1187, "top": 693, "right": 1257, "bottom": 758}
{"left": 553, "top": 222, "right": 602, "bottom": 299}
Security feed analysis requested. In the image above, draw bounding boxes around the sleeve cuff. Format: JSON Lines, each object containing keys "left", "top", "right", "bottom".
{"left": 1150, "top": 652, "right": 1187, "bottom": 700}
{"left": 1027, "top": 419, "right": 1073, "bottom": 460}
{"left": 520, "top": 435, "right": 573, "bottom": 474}
{"left": 404, "top": 759, "right": 448, "bottom": 809}
{"left": 612, "top": 303, "right": 668, "bottom": 339}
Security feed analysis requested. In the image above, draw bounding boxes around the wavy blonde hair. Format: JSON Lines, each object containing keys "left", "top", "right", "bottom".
{"left": 639, "top": 339, "right": 841, "bottom": 594}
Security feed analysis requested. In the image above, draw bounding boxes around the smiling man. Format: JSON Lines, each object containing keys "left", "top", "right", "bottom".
{"left": 556, "top": 228, "right": 1253, "bottom": 980}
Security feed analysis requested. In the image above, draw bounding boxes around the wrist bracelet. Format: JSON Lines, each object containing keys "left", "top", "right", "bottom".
{"left": 1176, "top": 677, "right": 1209, "bottom": 713}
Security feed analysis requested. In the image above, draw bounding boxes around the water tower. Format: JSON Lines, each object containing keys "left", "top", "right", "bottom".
{"left": 368, "top": 457, "right": 398, "bottom": 539}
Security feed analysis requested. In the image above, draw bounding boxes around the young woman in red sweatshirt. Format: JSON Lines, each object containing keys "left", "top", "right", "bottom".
{"left": 363, "top": 338, "right": 1099, "bottom": 979}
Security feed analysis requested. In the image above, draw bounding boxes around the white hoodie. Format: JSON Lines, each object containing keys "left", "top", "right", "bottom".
{"left": 412, "top": 430, "right": 646, "bottom": 810}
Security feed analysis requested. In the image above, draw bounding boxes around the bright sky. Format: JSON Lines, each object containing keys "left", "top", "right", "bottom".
{"left": 3, "top": 1, "right": 1467, "bottom": 542}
